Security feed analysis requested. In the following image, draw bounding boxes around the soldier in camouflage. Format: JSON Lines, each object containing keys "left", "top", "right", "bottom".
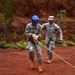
{"left": 41, "top": 16, "right": 63, "bottom": 64}
{"left": 25, "top": 15, "right": 43, "bottom": 72}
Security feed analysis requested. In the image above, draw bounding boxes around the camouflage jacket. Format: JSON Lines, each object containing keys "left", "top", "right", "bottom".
{"left": 41, "top": 22, "right": 63, "bottom": 40}
{"left": 25, "top": 22, "right": 42, "bottom": 41}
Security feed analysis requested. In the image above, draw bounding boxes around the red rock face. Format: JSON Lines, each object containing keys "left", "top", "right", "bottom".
{"left": 1, "top": 0, "right": 75, "bottom": 42}
{"left": 14, "top": 0, "right": 75, "bottom": 17}
{"left": 12, "top": 0, "right": 75, "bottom": 40}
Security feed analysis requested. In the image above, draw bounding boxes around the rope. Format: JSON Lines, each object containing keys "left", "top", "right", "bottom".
{"left": 40, "top": 42, "right": 75, "bottom": 69}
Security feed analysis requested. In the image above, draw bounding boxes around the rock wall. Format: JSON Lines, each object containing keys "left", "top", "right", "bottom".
{"left": 11, "top": 0, "right": 75, "bottom": 34}
{"left": 1, "top": 0, "right": 75, "bottom": 42}
{"left": 14, "top": 0, "right": 75, "bottom": 17}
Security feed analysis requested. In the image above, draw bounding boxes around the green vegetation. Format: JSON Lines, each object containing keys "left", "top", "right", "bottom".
{"left": 58, "top": 40, "right": 75, "bottom": 47}
{"left": 13, "top": 32, "right": 26, "bottom": 42}
{"left": 0, "top": 40, "right": 75, "bottom": 50}
{"left": 13, "top": 32, "right": 18, "bottom": 41}
{"left": 57, "top": 10, "right": 67, "bottom": 19}
{"left": 56, "top": 10, "right": 67, "bottom": 29}
{"left": 0, "top": 41, "right": 28, "bottom": 50}
{"left": 0, "top": 0, "right": 14, "bottom": 41}
{"left": 16, "top": 41, "right": 28, "bottom": 50}
{"left": 0, "top": 32, "right": 3, "bottom": 41}
{"left": 70, "top": 34, "right": 75, "bottom": 41}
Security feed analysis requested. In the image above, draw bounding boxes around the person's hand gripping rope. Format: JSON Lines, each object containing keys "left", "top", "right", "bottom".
{"left": 32, "top": 34, "right": 39, "bottom": 42}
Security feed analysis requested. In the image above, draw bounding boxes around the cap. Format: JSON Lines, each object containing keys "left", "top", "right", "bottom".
{"left": 48, "top": 16, "right": 54, "bottom": 20}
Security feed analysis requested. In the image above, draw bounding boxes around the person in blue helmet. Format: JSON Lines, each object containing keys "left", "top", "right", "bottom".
{"left": 25, "top": 15, "right": 43, "bottom": 72}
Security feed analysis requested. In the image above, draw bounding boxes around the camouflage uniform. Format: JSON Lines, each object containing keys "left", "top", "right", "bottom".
{"left": 41, "top": 22, "right": 63, "bottom": 60}
{"left": 25, "top": 23, "right": 42, "bottom": 64}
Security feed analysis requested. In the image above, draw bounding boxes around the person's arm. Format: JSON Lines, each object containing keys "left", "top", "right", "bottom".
{"left": 25, "top": 24, "right": 32, "bottom": 37}
{"left": 33, "top": 24, "right": 42, "bottom": 41}
{"left": 41, "top": 23, "right": 46, "bottom": 39}
{"left": 25, "top": 24, "right": 32, "bottom": 36}
{"left": 37, "top": 25, "right": 42, "bottom": 38}
{"left": 55, "top": 24, "right": 63, "bottom": 41}
{"left": 41, "top": 23, "right": 46, "bottom": 29}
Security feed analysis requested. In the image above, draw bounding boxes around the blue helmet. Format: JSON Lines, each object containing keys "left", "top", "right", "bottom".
{"left": 31, "top": 15, "right": 39, "bottom": 23}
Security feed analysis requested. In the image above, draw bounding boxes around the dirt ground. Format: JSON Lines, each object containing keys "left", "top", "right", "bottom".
{"left": 0, "top": 46, "right": 75, "bottom": 75}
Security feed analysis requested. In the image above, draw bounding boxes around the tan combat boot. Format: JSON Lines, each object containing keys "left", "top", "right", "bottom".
{"left": 47, "top": 59, "right": 52, "bottom": 64}
{"left": 38, "top": 65, "right": 43, "bottom": 73}
{"left": 30, "top": 61, "right": 35, "bottom": 69}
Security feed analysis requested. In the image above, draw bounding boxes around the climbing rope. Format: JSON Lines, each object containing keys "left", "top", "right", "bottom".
{"left": 40, "top": 42, "right": 75, "bottom": 69}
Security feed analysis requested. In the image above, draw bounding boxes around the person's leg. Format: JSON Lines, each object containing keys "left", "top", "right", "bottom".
{"left": 46, "top": 37, "right": 56, "bottom": 64}
{"left": 27, "top": 41, "right": 35, "bottom": 69}
{"left": 35, "top": 42, "right": 43, "bottom": 72}
{"left": 36, "top": 50, "right": 43, "bottom": 72}
{"left": 47, "top": 40, "right": 55, "bottom": 63}
{"left": 47, "top": 50, "right": 52, "bottom": 60}
{"left": 46, "top": 38, "right": 51, "bottom": 63}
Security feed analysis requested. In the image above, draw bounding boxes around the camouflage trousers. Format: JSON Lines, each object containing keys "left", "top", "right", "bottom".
{"left": 26, "top": 41, "right": 43, "bottom": 64}
{"left": 46, "top": 37, "right": 56, "bottom": 60}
